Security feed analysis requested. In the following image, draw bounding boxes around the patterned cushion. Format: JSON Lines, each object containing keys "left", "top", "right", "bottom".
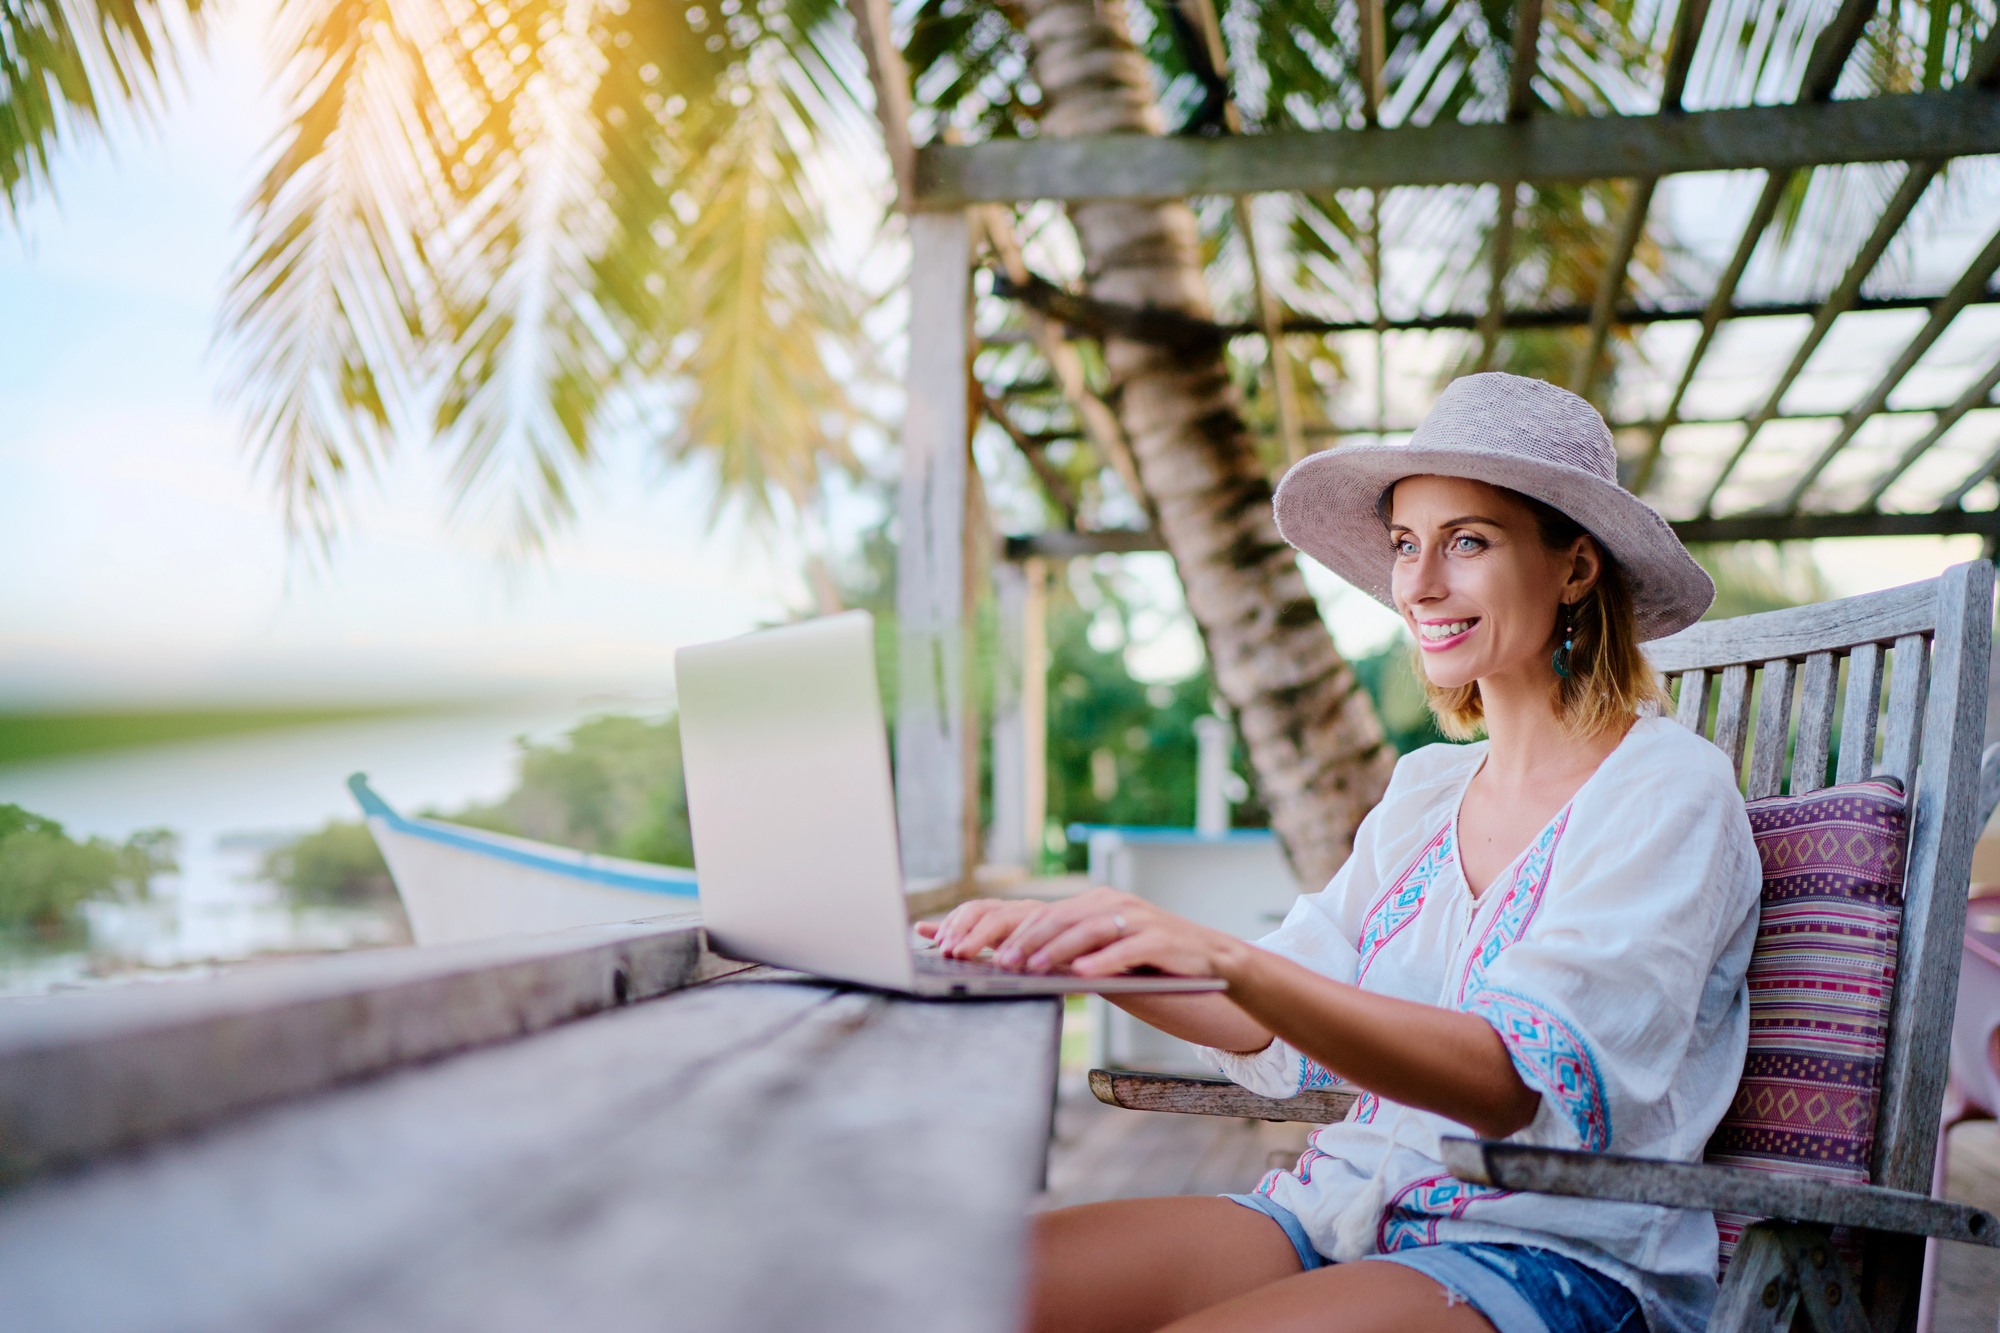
{"left": 1704, "top": 777, "right": 1908, "bottom": 1268}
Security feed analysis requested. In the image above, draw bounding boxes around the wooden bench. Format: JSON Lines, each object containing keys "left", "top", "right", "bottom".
{"left": 0, "top": 918, "right": 1061, "bottom": 1332}
{"left": 1092, "top": 561, "right": 1999, "bottom": 1333}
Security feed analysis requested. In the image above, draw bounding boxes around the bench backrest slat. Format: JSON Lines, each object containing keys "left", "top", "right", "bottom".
{"left": 1836, "top": 642, "right": 1887, "bottom": 785}
{"left": 1789, "top": 652, "right": 1840, "bottom": 796}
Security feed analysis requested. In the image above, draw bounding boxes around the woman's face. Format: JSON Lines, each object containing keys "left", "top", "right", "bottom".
{"left": 1386, "top": 475, "right": 1599, "bottom": 691}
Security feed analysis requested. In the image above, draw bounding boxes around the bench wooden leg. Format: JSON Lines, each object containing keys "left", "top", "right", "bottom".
{"left": 1712, "top": 1222, "right": 1872, "bottom": 1333}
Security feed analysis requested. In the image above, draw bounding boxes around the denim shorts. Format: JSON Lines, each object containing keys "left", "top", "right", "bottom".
{"left": 1224, "top": 1193, "right": 1642, "bottom": 1333}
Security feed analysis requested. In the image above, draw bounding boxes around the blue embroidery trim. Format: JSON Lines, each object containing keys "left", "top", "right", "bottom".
{"left": 1455, "top": 808, "right": 1568, "bottom": 1003}
{"left": 1356, "top": 819, "right": 1453, "bottom": 983}
{"left": 1466, "top": 985, "right": 1612, "bottom": 1150}
{"left": 1298, "top": 1056, "right": 1344, "bottom": 1090}
{"left": 1378, "top": 1173, "right": 1514, "bottom": 1252}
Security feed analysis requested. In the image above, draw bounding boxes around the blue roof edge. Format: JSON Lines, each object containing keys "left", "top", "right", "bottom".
{"left": 1065, "top": 823, "right": 1277, "bottom": 844}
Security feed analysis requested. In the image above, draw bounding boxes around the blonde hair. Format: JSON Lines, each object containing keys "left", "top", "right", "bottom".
{"left": 1391, "top": 485, "right": 1672, "bottom": 742}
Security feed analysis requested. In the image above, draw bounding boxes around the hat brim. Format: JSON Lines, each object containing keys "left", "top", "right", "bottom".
{"left": 1273, "top": 444, "right": 1715, "bottom": 642}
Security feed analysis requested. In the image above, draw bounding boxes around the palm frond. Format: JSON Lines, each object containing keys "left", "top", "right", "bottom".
{"left": 220, "top": 0, "right": 878, "bottom": 549}
{"left": 2, "top": 0, "right": 206, "bottom": 215}
{"left": 657, "top": 61, "right": 870, "bottom": 523}
{"left": 217, "top": 0, "right": 449, "bottom": 541}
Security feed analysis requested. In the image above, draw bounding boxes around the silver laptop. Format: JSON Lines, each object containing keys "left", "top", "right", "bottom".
{"left": 675, "top": 611, "right": 1227, "bottom": 997}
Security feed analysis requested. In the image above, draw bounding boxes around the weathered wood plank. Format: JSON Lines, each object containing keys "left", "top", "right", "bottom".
{"left": 1088, "top": 1069, "right": 1356, "bottom": 1125}
{"left": 1774, "top": 1223, "right": 1874, "bottom": 1333}
{"left": 914, "top": 90, "right": 2000, "bottom": 207}
{"left": 1836, "top": 642, "right": 1886, "bottom": 784}
{"left": 897, "top": 212, "right": 974, "bottom": 883}
{"left": 1709, "top": 1224, "right": 1798, "bottom": 1333}
{"left": 1876, "top": 562, "right": 1993, "bottom": 1194}
{"left": 0, "top": 915, "right": 729, "bottom": 1183}
{"left": 1879, "top": 632, "right": 1933, "bottom": 788}
{"left": 1673, "top": 667, "right": 1711, "bottom": 735}
{"left": 1437, "top": 1138, "right": 2000, "bottom": 1246}
{"left": 1711, "top": 663, "right": 1756, "bottom": 782}
{"left": 1790, "top": 651, "right": 1839, "bottom": 795}
{"left": 1645, "top": 578, "right": 1937, "bottom": 673}
{"left": 0, "top": 981, "right": 1060, "bottom": 1333}
{"left": 1745, "top": 656, "right": 1797, "bottom": 799}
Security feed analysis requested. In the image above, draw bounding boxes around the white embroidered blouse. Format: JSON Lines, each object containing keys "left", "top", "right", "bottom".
{"left": 1195, "top": 716, "right": 1760, "bottom": 1333}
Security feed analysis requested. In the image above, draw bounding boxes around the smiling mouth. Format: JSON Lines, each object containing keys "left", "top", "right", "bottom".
{"left": 1417, "top": 618, "right": 1479, "bottom": 649}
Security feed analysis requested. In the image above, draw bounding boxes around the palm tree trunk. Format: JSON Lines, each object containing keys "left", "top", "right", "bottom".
{"left": 1020, "top": 0, "right": 1395, "bottom": 888}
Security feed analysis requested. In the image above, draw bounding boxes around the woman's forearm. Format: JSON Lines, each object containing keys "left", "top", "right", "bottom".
{"left": 1214, "top": 941, "right": 1540, "bottom": 1139}
{"left": 1103, "top": 991, "right": 1274, "bottom": 1053}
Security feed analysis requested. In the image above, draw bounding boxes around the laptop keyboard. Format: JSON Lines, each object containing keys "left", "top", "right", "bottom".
{"left": 913, "top": 950, "right": 1068, "bottom": 978}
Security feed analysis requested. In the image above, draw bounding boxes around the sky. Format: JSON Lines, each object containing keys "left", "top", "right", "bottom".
{"left": 1, "top": 3, "right": 1991, "bottom": 714}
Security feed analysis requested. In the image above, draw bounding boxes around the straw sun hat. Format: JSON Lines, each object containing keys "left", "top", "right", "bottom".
{"left": 1272, "top": 372, "right": 1714, "bottom": 642}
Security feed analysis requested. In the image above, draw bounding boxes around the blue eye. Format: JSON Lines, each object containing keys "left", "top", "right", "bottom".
{"left": 1450, "top": 533, "right": 1485, "bottom": 553}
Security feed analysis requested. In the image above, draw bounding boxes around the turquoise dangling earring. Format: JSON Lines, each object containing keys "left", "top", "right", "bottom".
{"left": 1552, "top": 603, "right": 1575, "bottom": 680}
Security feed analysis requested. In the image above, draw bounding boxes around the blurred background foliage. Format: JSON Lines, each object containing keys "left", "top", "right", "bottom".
{"left": 0, "top": 806, "right": 177, "bottom": 935}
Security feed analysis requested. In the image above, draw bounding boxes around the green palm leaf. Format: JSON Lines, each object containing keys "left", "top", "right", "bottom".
{"left": 2, "top": 0, "right": 207, "bottom": 215}
{"left": 217, "top": 0, "right": 876, "bottom": 548}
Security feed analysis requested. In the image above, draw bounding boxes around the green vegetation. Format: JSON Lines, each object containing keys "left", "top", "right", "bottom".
{"left": 0, "top": 807, "right": 177, "bottom": 935}
{"left": 0, "top": 707, "right": 419, "bottom": 767}
{"left": 444, "top": 715, "right": 694, "bottom": 868}
{"left": 260, "top": 821, "right": 394, "bottom": 906}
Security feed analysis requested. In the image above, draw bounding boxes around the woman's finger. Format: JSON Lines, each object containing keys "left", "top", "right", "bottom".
{"left": 933, "top": 899, "right": 1007, "bottom": 953}
{"left": 995, "top": 899, "right": 1112, "bottom": 966}
{"left": 1068, "top": 929, "right": 1217, "bottom": 979}
{"left": 948, "top": 902, "right": 1038, "bottom": 958}
{"left": 1024, "top": 916, "right": 1127, "bottom": 973}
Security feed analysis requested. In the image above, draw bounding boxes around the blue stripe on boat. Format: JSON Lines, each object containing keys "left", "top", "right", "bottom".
{"left": 347, "top": 773, "right": 700, "bottom": 898}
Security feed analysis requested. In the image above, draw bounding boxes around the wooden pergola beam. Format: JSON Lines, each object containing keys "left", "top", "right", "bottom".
{"left": 1569, "top": 0, "right": 1710, "bottom": 400}
{"left": 1002, "top": 507, "right": 2000, "bottom": 560}
{"left": 1630, "top": 0, "right": 1879, "bottom": 492}
{"left": 1782, "top": 221, "right": 2000, "bottom": 511}
{"left": 1869, "top": 350, "right": 2000, "bottom": 508}
{"left": 914, "top": 90, "right": 2000, "bottom": 206}
{"left": 986, "top": 283, "right": 2000, "bottom": 343}
{"left": 1476, "top": 0, "right": 1543, "bottom": 372}
{"left": 1697, "top": 159, "right": 1944, "bottom": 513}
{"left": 1699, "top": 24, "right": 2000, "bottom": 512}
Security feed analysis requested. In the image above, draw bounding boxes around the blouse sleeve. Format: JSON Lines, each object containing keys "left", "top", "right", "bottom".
{"left": 1188, "top": 811, "right": 1373, "bottom": 1100}
{"left": 1458, "top": 745, "right": 1760, "bottom": 1153}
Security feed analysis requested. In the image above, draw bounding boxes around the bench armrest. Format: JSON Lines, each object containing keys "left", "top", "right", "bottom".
{"left": 1087, "top": 1069, "right": 1357, "bottom": 1123}
{"left": 1440, "top": 1137, "right": 2000, "bottom": 1247}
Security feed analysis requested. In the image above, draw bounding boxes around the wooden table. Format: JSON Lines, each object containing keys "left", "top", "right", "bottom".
{"left": 0, "top": 921, "right": 1060, "bottom": 1333}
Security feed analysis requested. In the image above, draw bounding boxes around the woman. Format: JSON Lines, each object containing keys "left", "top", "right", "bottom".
{"left": 919, "top": 374, "right": 1760, "bottom": 1333}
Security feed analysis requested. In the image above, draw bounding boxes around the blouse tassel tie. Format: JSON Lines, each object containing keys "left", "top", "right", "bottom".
{"left": 1327, "top": 1104, "right": 1420, "bottom": 1263}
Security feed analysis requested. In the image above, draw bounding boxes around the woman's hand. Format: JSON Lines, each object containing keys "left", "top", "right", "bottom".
{"left": 984, "top": 886, "right": 1251, "bottom": 980}
{"left": 916, "top": 898, "right": 1044, "bottom": 959}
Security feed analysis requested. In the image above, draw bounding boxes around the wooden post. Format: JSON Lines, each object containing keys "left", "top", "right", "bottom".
{"left": 990, "top": 563, "right": 1028, "bottom": 869}
{"left": 1023, "top": 557, "right": 1048, "bottom": 869}
{"left": 897, "top": 211, "right": 974, "bottom": 888}
{"left": 989, "top": 557, "right": 1050, "bottom": 871}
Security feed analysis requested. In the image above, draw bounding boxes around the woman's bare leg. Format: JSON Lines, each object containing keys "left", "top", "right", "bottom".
{"left": 1026, "top": 1197, "right": 1302, "bottom": 1333}
{"left": 1159, "top": 1260, "right": 1499, "bottom": 1333}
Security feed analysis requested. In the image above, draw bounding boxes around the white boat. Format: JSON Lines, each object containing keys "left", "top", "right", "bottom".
{"left": 348, "top": 773, "right": 699, "bottom": 946}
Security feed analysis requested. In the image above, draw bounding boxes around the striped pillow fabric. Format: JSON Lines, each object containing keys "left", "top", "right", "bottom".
{"left": 1704, "top": 777, "right": 1908, "bottom": 1269}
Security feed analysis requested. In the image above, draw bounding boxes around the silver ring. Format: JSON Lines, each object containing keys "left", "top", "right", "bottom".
{"left": 1112, "top": 913, "right": 1128, "bottom": 937}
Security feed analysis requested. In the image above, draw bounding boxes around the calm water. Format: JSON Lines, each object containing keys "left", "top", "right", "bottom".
{"left": 0, "top": 701, "right": 625, "bottom": 996}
